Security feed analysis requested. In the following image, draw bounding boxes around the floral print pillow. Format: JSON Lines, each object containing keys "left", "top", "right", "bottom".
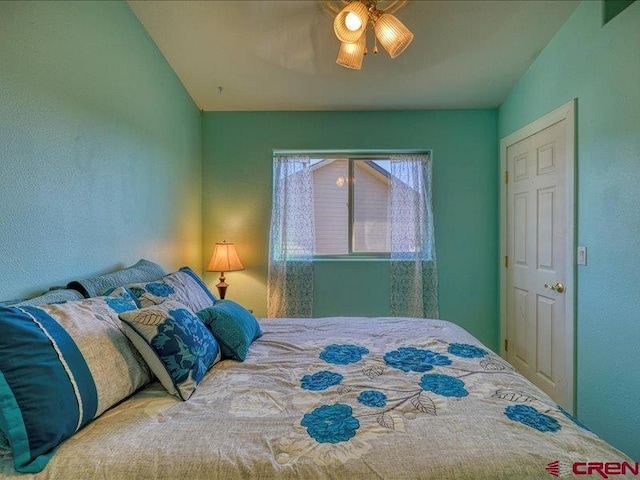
{"left": 118, "top": 267, "right": 217, "bottom": 313}
{"left": 119, "top": 301, "right": 221, "bottom": 400}
{"left": 122, "top": 281, "right": 177, "bottom": 307}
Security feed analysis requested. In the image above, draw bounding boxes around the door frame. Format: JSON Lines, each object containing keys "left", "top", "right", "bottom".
{"left": 499, "top": 99, "right": 576, "bottom": 413}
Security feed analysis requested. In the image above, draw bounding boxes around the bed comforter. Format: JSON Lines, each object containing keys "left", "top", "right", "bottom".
{"left": 0, "top": 317, "right": 633, "bottom": 479}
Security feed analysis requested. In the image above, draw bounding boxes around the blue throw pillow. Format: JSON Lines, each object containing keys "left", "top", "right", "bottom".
{"left": 119, "top": 302, "right": 221, "bottom": 400}
{"left": 0, "top": 429, "right": 9, "bottom": 451}
{"left": 197, "top": 300, "right": 262, "bottom": 361}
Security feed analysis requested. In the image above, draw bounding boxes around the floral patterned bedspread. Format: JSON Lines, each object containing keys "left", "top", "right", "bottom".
{"left": 0, "top": 317, "right": 632, "bottom": 479}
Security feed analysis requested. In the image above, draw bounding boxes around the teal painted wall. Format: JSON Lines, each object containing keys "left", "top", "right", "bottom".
{"left": 314, "top": 260, "right": 390, "bottom": 318}
{"left": 0, "top": 1, "right": 202, "bottom": 301}
{"left": 202, "top": 110, "right": 499, "bottom": 350}
{"left": 499, "top": 1, "right": 640, "bottom": 460}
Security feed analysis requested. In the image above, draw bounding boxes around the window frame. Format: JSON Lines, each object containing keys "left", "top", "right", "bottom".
{"left": 273, "top": 150, "right": 431, "bottom": 261}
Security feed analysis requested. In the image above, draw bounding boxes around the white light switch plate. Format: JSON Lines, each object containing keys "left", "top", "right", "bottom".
{"left": 577, "top": 246, "right": 587, "bottom": 266}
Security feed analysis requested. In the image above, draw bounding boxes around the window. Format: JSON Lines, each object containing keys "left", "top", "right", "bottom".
{"left": 312, "top": 158, "right": 391, "bottom": 256}
{"left": 267, "top": 152, "right": 438, "bottom": 318}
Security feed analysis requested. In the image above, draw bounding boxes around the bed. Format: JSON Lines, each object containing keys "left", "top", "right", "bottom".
{"left": 0, "top": 314, "right": 633, "bottom": 479}
{"left": 0, "top": 262, "right": 635, "bottom": 478}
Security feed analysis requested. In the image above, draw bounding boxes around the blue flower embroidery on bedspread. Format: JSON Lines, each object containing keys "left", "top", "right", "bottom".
{"left": 292, "top": 340, "right": 560, "bottom": 451}
{"left": 301, "top": 404, "right": 360, "bottom": 443}
{"left": 320, "top": 344, "right": 369, "bottom": 365}
{"left": 357, "top": 390, "right": 387, "bottom": 408}
{"left": 151, "top": 309, "right": 216, "bottom": 384}
{"left": 301, "top": 371, "right": 344, "bottom": 391}
{"left": 447, "top": 343, "right": 488, "bottom": 359}
{"left": 504, "top": 405, "right": 561, "bottom": 432}
{"left": 146, "top": 282, "right": 176, "bottom": 298}
{"left": 420, "top": 374, "right": 469, "bottom": 397}
{"left": 384, "top": 347, "right": 452, "bottom": 372}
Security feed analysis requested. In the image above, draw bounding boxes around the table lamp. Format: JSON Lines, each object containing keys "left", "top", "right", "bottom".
{"left": 206, "top": 241, "right": 244, "bottom": 299}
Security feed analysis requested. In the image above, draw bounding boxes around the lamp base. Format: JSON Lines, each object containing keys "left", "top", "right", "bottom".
{"left": 216, "top": 273, "right": 228, "bottom": 299}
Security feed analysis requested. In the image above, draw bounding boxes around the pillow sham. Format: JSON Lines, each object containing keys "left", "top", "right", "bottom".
{"left": 121, "top": 266, "right": 216, "bottom": 313}
{"left": 119, "top": 301, "right": 220, "bottom": 401}
{"left": 14, "top": 288, "right": 85, "bottom": 306}
{"left": 67, "top": 258, "right": 166, "bottom": 298}
{"left": 197, "top": 300, "right": 262, "bottom": 361}
{"left": 0, "top": 289, "right": 150, "bottom": 473}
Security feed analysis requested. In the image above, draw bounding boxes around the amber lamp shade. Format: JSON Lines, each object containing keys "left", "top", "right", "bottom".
{"left": 206, "top": 241, "right": 244, "bottom": 299}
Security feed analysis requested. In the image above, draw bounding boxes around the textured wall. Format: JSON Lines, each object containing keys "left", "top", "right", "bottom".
{"left": 0, "top": 1, "right": 202, "bottom": 301}
{"left": 499, "top": 1, "right": 640, "bottom": 460}
{"left": 202, "top": 110, "right": 499, "bottom": 350}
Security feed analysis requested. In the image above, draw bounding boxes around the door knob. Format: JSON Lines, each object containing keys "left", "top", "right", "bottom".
{"left": 544, "top": 282, "right": 565, "bottom": 293}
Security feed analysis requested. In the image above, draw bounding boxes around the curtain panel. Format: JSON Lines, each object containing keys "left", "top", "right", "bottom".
{"left": 267, "top": 155, "right": 315, "bottom": 317}
{"left": 389, "top": 154, "right": 439, "bottom": 318}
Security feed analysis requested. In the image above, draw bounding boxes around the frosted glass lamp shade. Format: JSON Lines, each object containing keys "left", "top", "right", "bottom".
{"left": 374, "top": 13, "right": 414, "bottom": 58}
{"left": 207, "top": 242, "right": 244, "bottom": 273}
{"left": 336, "top": 33, "right": 366, "bottom": 70}
{"left": 334, "top": 1, "right": 368, "bottom": 43}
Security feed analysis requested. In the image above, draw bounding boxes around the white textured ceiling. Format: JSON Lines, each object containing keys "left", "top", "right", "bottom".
{"left": 128, "top": 0, "right": 578, "bottom": 111}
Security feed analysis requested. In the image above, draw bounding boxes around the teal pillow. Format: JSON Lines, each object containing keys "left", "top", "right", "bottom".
{"left": 119, "top": 302, "right": 221, "bottom": 400}
{"left": 0, "top": 429, "right": 9, "bottom": 450}
{"left": 197, "top": 300, "right": 262, "bottom": 361}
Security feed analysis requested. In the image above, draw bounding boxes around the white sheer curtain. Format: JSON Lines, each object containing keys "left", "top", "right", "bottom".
{"left": 267, "top": 155, "right": 315, "bottom": 318}
{"left": 389, "top": 154, "right": 439, "bottom": 318}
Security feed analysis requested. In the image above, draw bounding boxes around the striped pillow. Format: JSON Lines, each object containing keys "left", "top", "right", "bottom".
{"left": 0, "top": 289, "right": 150, "bottom": 473}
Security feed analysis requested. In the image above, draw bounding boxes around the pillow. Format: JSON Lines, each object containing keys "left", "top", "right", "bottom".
{"left": 122, "top": 266, "right": 216, "bottom": 312}
{"left": 11, "top": 288, "right": 85, "bottom": 307}
{"left": 0, "top": 289, "right": 150, "bottom": 473}
{"left": 119, "top": 301, "right": 220, "bottom": 401}
{"left": 0, "top": 430, "right": 8, "bottom": 451}
{"left": 67, "top": 259, "right": 166, "bottom": 298}
{"left": 197, "top": 300, "right": 262, "bottom": 361}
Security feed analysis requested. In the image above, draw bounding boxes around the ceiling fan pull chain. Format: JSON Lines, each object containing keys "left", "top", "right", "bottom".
{"left": 364, "top": 26, "right": 369, "bottom": 55}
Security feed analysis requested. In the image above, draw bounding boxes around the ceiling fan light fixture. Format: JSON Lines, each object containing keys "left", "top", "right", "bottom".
{"left": 373, "top": 12, "right": 414, "bottom": 58}
{"left": 334, "top": 1, "right": 369, "bottom": 43}
{"left": 336, "top": 33, "right": 367, "bottom": 70}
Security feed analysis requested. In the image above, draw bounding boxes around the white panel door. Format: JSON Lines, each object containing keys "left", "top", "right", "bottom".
{"left": 506, "top": 119, "right": 570, "bottom": 409}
